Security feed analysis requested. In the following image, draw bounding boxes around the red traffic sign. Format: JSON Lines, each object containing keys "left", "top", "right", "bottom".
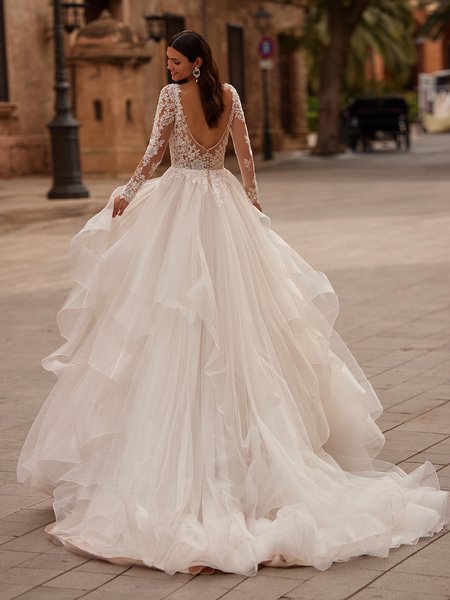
{"left": 258, "top": 37, "right": 274, "bottom": 58}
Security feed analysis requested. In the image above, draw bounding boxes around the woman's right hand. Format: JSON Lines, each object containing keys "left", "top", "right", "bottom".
{"left": 113, "top": 196, "right": 129, "bottom": 218}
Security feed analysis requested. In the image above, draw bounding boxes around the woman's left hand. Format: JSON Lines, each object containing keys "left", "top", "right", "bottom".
{"left": 113, "top": 196, "right": 129, "bottom": 218}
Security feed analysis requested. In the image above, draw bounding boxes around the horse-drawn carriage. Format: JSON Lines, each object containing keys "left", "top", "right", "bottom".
{"left": 342, "top": 96, "right": 410, "bottom": 152}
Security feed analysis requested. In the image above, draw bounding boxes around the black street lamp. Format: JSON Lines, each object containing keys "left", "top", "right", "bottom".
{"left": 255, "top": 5, "right": 273, "bottom": 160}
{"left": 47, "top": 0, "right": 89, "bottom": 199}
{"left": 61, "top": 1, "right": 89, "bottom": 33}
{"left": 255, "top": 5, "right": 272, "bottom": 35}
{"left": 145, "top": 13, "right": 186, "bottom": 84}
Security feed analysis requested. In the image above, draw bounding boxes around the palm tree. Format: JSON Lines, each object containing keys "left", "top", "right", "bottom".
{"left": 296, "top": 0, "right": 414, "bottom": 154}
{"left": 311, "top": 0, "right": 371, "bottom": 155}
{"left": 347, "top": 1, "right": 415, "bottom": 93}
{"left": 419, "top": 0, "right": 450, "bottom": 38}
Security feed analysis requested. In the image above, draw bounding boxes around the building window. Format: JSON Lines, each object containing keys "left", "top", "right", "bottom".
{"left": 278, "top": 33, "right": 294, "bottom": 134}
{"left": 93, "top": 99, "right": 103, "bottom": 121}
{"left": 227, "top": 25, "right": 245, "bottom": 103}
{"left": 444, "top": 42, "right": 450, "bottom": 70}
{"left": 126, "top": 99, "right": 132, "bottom": 123}
{"left": 166, "top": 14, "right": 185, "bottom": 41}
{"left": 86, "top": 0, "right": 110, "bottom": 23}
{"left": 165, "top": 15, "right": 185, "bottom": 84}
{"left": 0, "top": 0, "right": 8, "bottom": 102}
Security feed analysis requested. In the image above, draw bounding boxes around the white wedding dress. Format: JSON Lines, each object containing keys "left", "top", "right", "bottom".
{"left": 17, "top": 83, "right": 448, "bottom": 576}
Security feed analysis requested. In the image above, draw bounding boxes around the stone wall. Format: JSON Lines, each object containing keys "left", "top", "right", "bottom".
{"left": 0, "top": 0, "right": 308, "bottom": 177}
{"left": 0, "top": 0, "right": 53, "bottom": 176}
{"left": 422, "top": 39, "right": 446, "bottom": 73}
{"left": 415, "top": 7, "right": 449, "bottom": 75}
{"left": 121, "top": 0, "right": 308, "bottom": 152}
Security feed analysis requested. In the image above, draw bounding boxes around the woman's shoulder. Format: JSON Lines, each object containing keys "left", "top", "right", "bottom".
{"left": 158, "top": 83, "right": 178, "bottom": 102}
{"left": 222, "top": 83, "right": 244, "bottom": 120}
{"left": 222, "top": 83, "right": 240, "bottom": 111}
{"left": 223, "top": 82, "right": 238, "bottom": 97}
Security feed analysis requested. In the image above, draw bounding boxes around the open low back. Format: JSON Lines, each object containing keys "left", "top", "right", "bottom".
{"left": 177, "top": 84, "right": 234, "bottom": 151}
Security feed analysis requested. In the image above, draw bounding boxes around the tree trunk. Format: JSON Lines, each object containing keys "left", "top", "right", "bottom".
{"left": 313, "top": 0, "right": 370, "bottom": 155}
{"left": 313, "top": 24, "right": 350, "bottom": 154}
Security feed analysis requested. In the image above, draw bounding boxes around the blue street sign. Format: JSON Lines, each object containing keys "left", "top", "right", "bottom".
{"left": 258, "top": 37, "right": 274, "bottom": 59}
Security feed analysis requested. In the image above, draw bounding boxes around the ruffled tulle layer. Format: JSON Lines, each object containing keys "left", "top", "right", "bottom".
{"left": 17, "top": 167, "right": 448, "bottom": 576}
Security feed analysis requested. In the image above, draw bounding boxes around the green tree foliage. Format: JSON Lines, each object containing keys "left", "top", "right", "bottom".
{"left": 419, "top": 0, "right": 450, "bottom": 38}
{"left": 285, "top": 0, "right": 415, "bottom": 154}
{"left": 347, "top": 1, "right": 415, "bottom": 92}
{"left": 302, "top": 0, "right": 415, "bottom": 94}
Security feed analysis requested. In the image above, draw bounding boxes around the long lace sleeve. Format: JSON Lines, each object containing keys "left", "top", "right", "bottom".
{"left": 119, "top": 85, "right": 175, "bottom": 204}
{"left": 229, "top": 86, "right": 259, "bottom": 205}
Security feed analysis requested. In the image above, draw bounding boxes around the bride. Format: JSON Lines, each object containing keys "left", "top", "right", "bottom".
{"left": 17, "top": 30, "right": 448, "bottom": 577}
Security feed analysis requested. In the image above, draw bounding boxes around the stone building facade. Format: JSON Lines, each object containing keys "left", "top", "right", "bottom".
{"left": 413, "top": 5, "right": 450, "bottom": 75}
{"left": 0, "top": 0, "right": 54, "bottom": 177}
{"left": 0, "top": 0, "right": 308, "bottom": 177}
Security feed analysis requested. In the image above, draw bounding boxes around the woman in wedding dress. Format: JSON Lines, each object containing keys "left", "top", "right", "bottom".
{"left": 17, "top": 30, "right": 448, "bottom": 577}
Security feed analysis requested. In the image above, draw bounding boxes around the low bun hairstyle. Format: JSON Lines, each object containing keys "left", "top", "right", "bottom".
{"left": 168, "top": 30, "right": 224, "bottom": 128}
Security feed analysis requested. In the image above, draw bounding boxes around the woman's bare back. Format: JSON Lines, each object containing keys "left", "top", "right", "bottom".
{"left": 178, "top": 84, "right": 233, "bottom": 150}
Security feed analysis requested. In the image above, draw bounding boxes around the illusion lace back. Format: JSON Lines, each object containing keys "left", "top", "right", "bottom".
{"left": 17, "top": 82, "right": 448, "bottom": 577}
{"left": 119, "top": 83, "right": 259, "bottom": 205}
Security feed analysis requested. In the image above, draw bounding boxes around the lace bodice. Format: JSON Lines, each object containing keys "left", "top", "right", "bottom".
{"left": 119, "top": 83, "right": 259, "bottom": 205}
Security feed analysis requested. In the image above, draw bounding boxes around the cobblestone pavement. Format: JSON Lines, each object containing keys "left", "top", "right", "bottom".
{"left": 1, "top": 133, "right": 449, "bottom": 599}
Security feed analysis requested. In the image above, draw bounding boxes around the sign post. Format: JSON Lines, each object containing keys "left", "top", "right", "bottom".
{"left": 258, "top": 36, "right": 274, "bottom": 160}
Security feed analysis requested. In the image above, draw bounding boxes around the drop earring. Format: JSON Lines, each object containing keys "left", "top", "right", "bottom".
{"left": 193, "top": 66, "right": 200, "bottom": 83}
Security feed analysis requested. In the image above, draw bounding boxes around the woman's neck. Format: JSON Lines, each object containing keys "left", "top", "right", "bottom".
{"left": 176, "top": 75, "right": 196, "bottom": 85}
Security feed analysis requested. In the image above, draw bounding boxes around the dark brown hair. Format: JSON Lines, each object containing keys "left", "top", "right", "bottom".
{"left": 168, "top": 30, "right": 224, "bottom": 128}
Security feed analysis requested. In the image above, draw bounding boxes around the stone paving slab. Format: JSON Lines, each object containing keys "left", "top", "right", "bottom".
{"left": 1, "top": 133, "right": 449, "bottom": 599}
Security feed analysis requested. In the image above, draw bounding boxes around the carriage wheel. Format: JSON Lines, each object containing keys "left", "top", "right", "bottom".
{"left": 396, "top": 132, "right": 410, "bottom": 151}
{"left": 362, "top": 136, "right": 371, "bottom": 152}
{"left": 348, "top": 136, "right": 358, "bottom": 151}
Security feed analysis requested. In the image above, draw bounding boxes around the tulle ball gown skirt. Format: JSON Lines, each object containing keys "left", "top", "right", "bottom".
{"left": 17, "top": 166, "right": 448, "bottom": 576}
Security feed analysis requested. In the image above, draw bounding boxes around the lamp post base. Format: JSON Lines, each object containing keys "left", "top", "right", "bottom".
{"left": 47, "top": 120, "right": 90, "bottom": 200}
{"left": 47, "top": 184, "right": 90, "bottom": 199}
{"left": 263, "top": 130, "right": 273, "bottom": 161}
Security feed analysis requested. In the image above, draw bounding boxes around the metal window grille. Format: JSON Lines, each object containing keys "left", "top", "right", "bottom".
{"left": 227, "top": 25, "right": 245, "bottom": 103}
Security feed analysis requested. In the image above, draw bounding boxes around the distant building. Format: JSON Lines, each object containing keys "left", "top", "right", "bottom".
{"left": 365, "top": 2, "right": 450, "bottom": 91}
{"left": 0, "top": 1, "right": 54, "bottom": 177}
{"left": 413, "top": 4, "right": 450, "bottom": 76}
{"left": 0, "top": 0, "right": 308, "bottom": 178}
